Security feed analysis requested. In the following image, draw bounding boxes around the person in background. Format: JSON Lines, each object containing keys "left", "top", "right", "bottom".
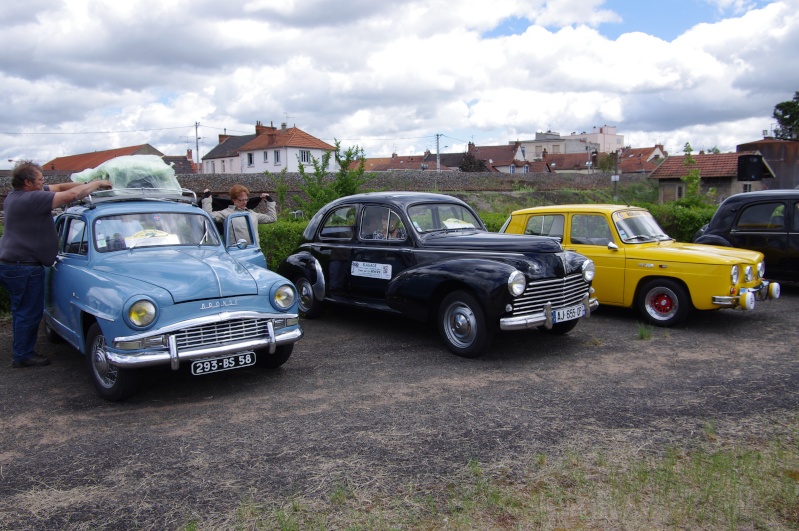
{"left": 201, "top": 185, "right": 276, "bottom": 246}
{"left": 0, "top": 160, "right": 112, "bottom": 368}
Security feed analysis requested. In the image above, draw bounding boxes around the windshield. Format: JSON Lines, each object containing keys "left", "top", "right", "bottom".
{"left": 612, "top": 210, "right": 671, "bottom": 243}
{"left": 407, "top": 203, "right": 483, "bottom": 233}
{"left": 94, "top": 212, "right": 220, "bottom": 252}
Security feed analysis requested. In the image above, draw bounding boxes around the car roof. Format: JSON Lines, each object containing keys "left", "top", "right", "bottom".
{"left": 510, "top": 204, "right": 648, "bottom": 215}
{"left": 64, "top": 190, "right": 203, "bottom": 217}
{"left": 326, "top": 191, "right": 470, "bottom": 210}
{"left": 720, "top": 189, "right": 799, "bottom": 205}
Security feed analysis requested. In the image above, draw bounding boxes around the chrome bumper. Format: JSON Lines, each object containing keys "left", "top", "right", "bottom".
{"left": 500, "top": 295, "right": 599, "bottom": 331}
{"left": 711, "top": 280, "right": 780, "bottom": 308}
{"left": 106, "top": 324, "right": 303, "bottom": 369}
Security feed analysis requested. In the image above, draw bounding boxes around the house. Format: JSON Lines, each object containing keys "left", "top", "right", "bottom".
{"left": 616, "top": 145, "right": 667, "bottom": 174}
{"left": 468, "top": 142, "right": 547, "bottom": 173}
{"left": 649, "top": 151, "right": 776, "bottom": 204}
{"left": 736, "top": 137, "right": 799, "bottom": 189}
{"left": 202, "top": 121, "right": 337, "bottom": 174}
{"left": 562, "top": 125, "right": 625, "bottom": 154}
{"left": 44, "top": 144, "right": 164, "bottom": 172}
{"left": 541, "top": 150, "right": 597, "bottom": 173}
{"left": 516, "top": 131, "right": 600, "bottom": 160}
{"left": 358, "top": 151, "right": 456, "bottom": 172}
{"left": 162, "top": 150, "right": 199, "bottom": 174}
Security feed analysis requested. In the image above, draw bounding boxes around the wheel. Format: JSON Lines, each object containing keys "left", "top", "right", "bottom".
{"left": 438, "top": 290, "right": 493, "bottom": 358}
{"left": 85, "top": 322, "right": 138, "bottom": 401}
{"left": 294, "top": 275, "right": 324, "bottom": 318}
{"left": 257, "top": 344, "right": 293, "bottom": 369}
{"left": 636, "top": 279, "right": 690, "bottom": 327}
{"left": 44, "top": 322, "right": 64, "bottom": 343}
{"left": 541, "top": 319, "right": 580, "bottom": 335}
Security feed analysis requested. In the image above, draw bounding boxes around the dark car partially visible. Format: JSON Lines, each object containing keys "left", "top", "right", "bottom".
{"left": 693, "top": 189, "right": 799, "bottom": 282}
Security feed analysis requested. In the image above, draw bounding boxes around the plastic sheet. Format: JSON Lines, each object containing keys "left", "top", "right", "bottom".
{"left": 71, "top": 155, "right": 181, "bottom": 190}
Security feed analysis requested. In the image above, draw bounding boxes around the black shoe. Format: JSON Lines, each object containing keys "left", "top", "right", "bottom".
{"left": 12, "top": 355, "right": 51, "bottom": 368}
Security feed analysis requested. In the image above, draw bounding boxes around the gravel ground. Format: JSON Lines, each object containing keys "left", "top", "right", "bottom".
{"left": 1, "top": 283, "right": 798, "bottom": 529}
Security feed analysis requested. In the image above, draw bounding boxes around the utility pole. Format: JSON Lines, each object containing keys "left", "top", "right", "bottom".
{"left": 195, "top": 122, "right": 201, "bottom": 166}
{"left": 436, "top": 133, "right": 442, "bottom": 173}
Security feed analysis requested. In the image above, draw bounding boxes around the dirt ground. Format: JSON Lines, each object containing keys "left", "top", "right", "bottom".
{"left": 1, "top": 284, "right": 798, "bottom": 530}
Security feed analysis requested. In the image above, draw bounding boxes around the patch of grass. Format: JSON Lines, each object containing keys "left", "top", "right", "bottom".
{"left": 636, "top": 321, "right": 654, "bottom": 340}
{"left": 217, "top": 416, "right": 799, "bottom": 530}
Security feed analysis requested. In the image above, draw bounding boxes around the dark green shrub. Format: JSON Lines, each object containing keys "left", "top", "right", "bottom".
{"left": 647, "top": 202, "right": 716, "bottom": 242}
{"left": 259, "top": 219, "right": 308, "bottom": 269}
{"left": 479, "top": 211, "right": 509, "bottom": 232}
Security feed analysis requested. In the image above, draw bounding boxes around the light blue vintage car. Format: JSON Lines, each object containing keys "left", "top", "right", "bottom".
{"left": 44, "top": 188, "right": 303, "bottom": 401}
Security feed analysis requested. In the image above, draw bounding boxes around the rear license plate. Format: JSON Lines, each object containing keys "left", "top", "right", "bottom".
{"left": 553, "top": 304, "right": 585, "bottom": 323}
{"left": 191, "top": 352, "right": 256, "bottom": 375}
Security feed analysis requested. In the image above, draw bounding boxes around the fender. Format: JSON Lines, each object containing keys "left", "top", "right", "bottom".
{"left": 278, "top": 251, "right": 326, "bottom": 302}
{"left": 387, "top": 258, "right": 518, "bottom": 322}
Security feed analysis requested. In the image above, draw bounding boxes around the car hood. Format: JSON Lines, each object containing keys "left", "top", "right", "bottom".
{"left": 421, "top": 231, "right": 562, "bottom": 253}
{"left": 625, "top": 240, "right": 763, "bottom": 264}
{"left": 92, "top": 249, "right": 257, "bottom": 302}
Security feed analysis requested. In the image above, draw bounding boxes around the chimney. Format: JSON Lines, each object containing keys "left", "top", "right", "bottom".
{"left": 281, "top": 122, "right": 287, "bottom": 132}
{"left": 219, "top": 134, "right": 231, "bottom": 143}
{"left": 255, "top": 120, "right": 269, "bottom": 136}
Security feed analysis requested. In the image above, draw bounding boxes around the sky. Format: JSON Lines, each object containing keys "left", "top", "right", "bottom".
{"left": 1, "top": 0, "right": 798, "bottom": 170}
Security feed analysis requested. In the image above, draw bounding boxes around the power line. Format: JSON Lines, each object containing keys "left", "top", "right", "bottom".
{"left": 0, "top": 125, "right": 194, "bottom": 135}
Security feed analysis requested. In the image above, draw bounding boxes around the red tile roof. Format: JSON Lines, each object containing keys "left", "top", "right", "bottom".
{"left": 543, "top": 152, "right": 594, "bottom": 171}
{"left": 239, "top": 125, "right": 335, "bottom": 152}
{"left": 44, "top": 144, "right": 164, "bottom": 172}
{"left": 649, "top": 151, "right": 772, "bottom": 180}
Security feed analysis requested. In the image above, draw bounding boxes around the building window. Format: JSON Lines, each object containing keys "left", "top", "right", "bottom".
{"left": 300, "top": 150, "right": 311, "bottom": 164}
{"left": 523, "top": 165, "right": 529, "bottom": 173}
{"left": 509, "top": 165, "right": 515, "bottom": 174}
{"left": 263, "top": 151, "right": 268, "bottom": 163}
{"left": 274, "top": 150, "right": 281, "bottom": 164}
{"left": 676, "top": 184, "right": 683, "bottom": 199}
{"left": 221, "top": 160, "right": 226, "bottom": 173}
{"left": 553, "top": 145, "right": 561, "bottom": 153}
{"left": 211, "top": 161, "right": 216, "bottom": 173}
{"left": 743, "top": 183, "right": 752, "bottom": 193}
{"left": 247, "top": 153, "right": 254, "bottom": 166}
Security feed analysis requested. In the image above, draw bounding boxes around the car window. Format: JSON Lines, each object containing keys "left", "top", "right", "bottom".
{"left": 95, "top": 213, "right": 218, "bottom": 252}
{"left": 64, "top": 219, "right": 88, "bottom": 255}
{"left": 320, "top": 206, "right": 356, "bottom": 240}
{"left": 612, "top": 210, "right": 668, "bottom": 243}
{"left": 360, "top": 207, "right": 406, "bottom": 241}
{"left": 735, "top": 202, "right": 785, "bottom": 231}
{"left": 525, "top": 215, "right": 564, "bottom": 239}
{"left": 794, "top": 203, "right": 799, "bottom": 232}
{"left": 407, "top": 203, "right": 481, "bottom": 233}
{"left": 571, "top": 215, "right": 614, "bottom": 245}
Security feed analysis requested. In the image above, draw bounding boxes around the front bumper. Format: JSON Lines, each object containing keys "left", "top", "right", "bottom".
{"left": 711, "top": 280, "right": 780, "bottom": 309}
{"left": 106, "top": 311, "right": 303, "bottom": 369}
{"left": 499, "top": 295, "right": 599, "bottom": 331}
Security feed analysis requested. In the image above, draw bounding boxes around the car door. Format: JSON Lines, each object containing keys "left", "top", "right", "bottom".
{"left": 224, "top": 212, "right": 267, "bottom": 269}
{"left": 726, "top": 201, "right": 788, "bottom": 278}
{"left": 562, "top": 213, "right": 626, "bottom": 305}
{"left": 348, "top": 205, "right": 413, "bottom": 302}
{"left": 46, "top": 215, "right": 90, "bottom": 347}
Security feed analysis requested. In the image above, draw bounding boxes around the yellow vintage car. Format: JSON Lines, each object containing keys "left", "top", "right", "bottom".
{"left": 500, "top": 204, "right": 781, "bottom": 326}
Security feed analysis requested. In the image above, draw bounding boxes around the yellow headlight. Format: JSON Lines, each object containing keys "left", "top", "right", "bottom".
{"left": 274, "top": 284, "right": 296, "bottom": 309}
{"left": 129, "top": 300, "right": 156, "bottom": 327}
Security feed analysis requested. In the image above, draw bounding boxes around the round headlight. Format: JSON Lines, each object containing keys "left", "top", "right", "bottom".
{"left": 730, "top": 265, "right": 739, "bottom": 285}
{"left": 274, "top": 284, "right": 296, "bottom": 309}
{"left": 757, "top": 261, "right": 766, "bottom": 279}
{"left": 744, "top": 265, "right": 753, "bottom": 283}
{"left": 507, "top": 270, "right": 526, "bottom": 297}
{"left": 129, "top": 300, "right": 156, "bottom": 327}
{"left": 582, "top": 260, "right": 596, "bottom": 282}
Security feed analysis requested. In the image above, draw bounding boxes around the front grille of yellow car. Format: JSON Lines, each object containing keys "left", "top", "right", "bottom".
{"left": 511, "top": 274, "right": 589, "bottom": 316}
{"left": 173, "top": 318, "right": 271, "bottom": 350}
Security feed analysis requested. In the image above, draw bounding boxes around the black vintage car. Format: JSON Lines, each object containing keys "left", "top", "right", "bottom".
{"left": 693, "top": 189, "right": 799, "bottom": 283}
{"left": 277, "top": 192, "right": 597, "bottom": 357}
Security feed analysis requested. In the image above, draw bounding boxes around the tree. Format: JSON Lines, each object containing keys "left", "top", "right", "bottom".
{"left": 294, "top": 140, "right": 372, "bottom": 216}
{"left": 596, "top": 152, "right": 616, "bottom": 172}
{"left": 679, "top": 142, "right": 715, "bottom": 206}
{"left": 459, "top": 152, "right": 488, "bottom": 172}
{"left": 773, "top": 91, "right": 799, "bottom": 139}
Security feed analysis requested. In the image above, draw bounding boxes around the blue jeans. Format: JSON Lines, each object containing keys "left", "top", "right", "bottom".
{"left": 0, "top": 264, "right": 44, "bottom": 362}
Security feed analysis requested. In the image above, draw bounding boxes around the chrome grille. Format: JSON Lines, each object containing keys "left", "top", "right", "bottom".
{"left": 173, "top": 318, "right": 270, "bottom": 351}
{"left": 511, "top": 274, "right": 589, "bottom": 317}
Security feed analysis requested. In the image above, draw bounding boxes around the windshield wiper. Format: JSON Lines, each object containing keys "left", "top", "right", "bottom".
{"left": 626, "top": 234, "right": 657, "bottom": 242}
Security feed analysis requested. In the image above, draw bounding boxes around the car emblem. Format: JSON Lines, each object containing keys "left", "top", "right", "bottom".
{"left": 201, "top": 299, "right": 239, "bottom": 310}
